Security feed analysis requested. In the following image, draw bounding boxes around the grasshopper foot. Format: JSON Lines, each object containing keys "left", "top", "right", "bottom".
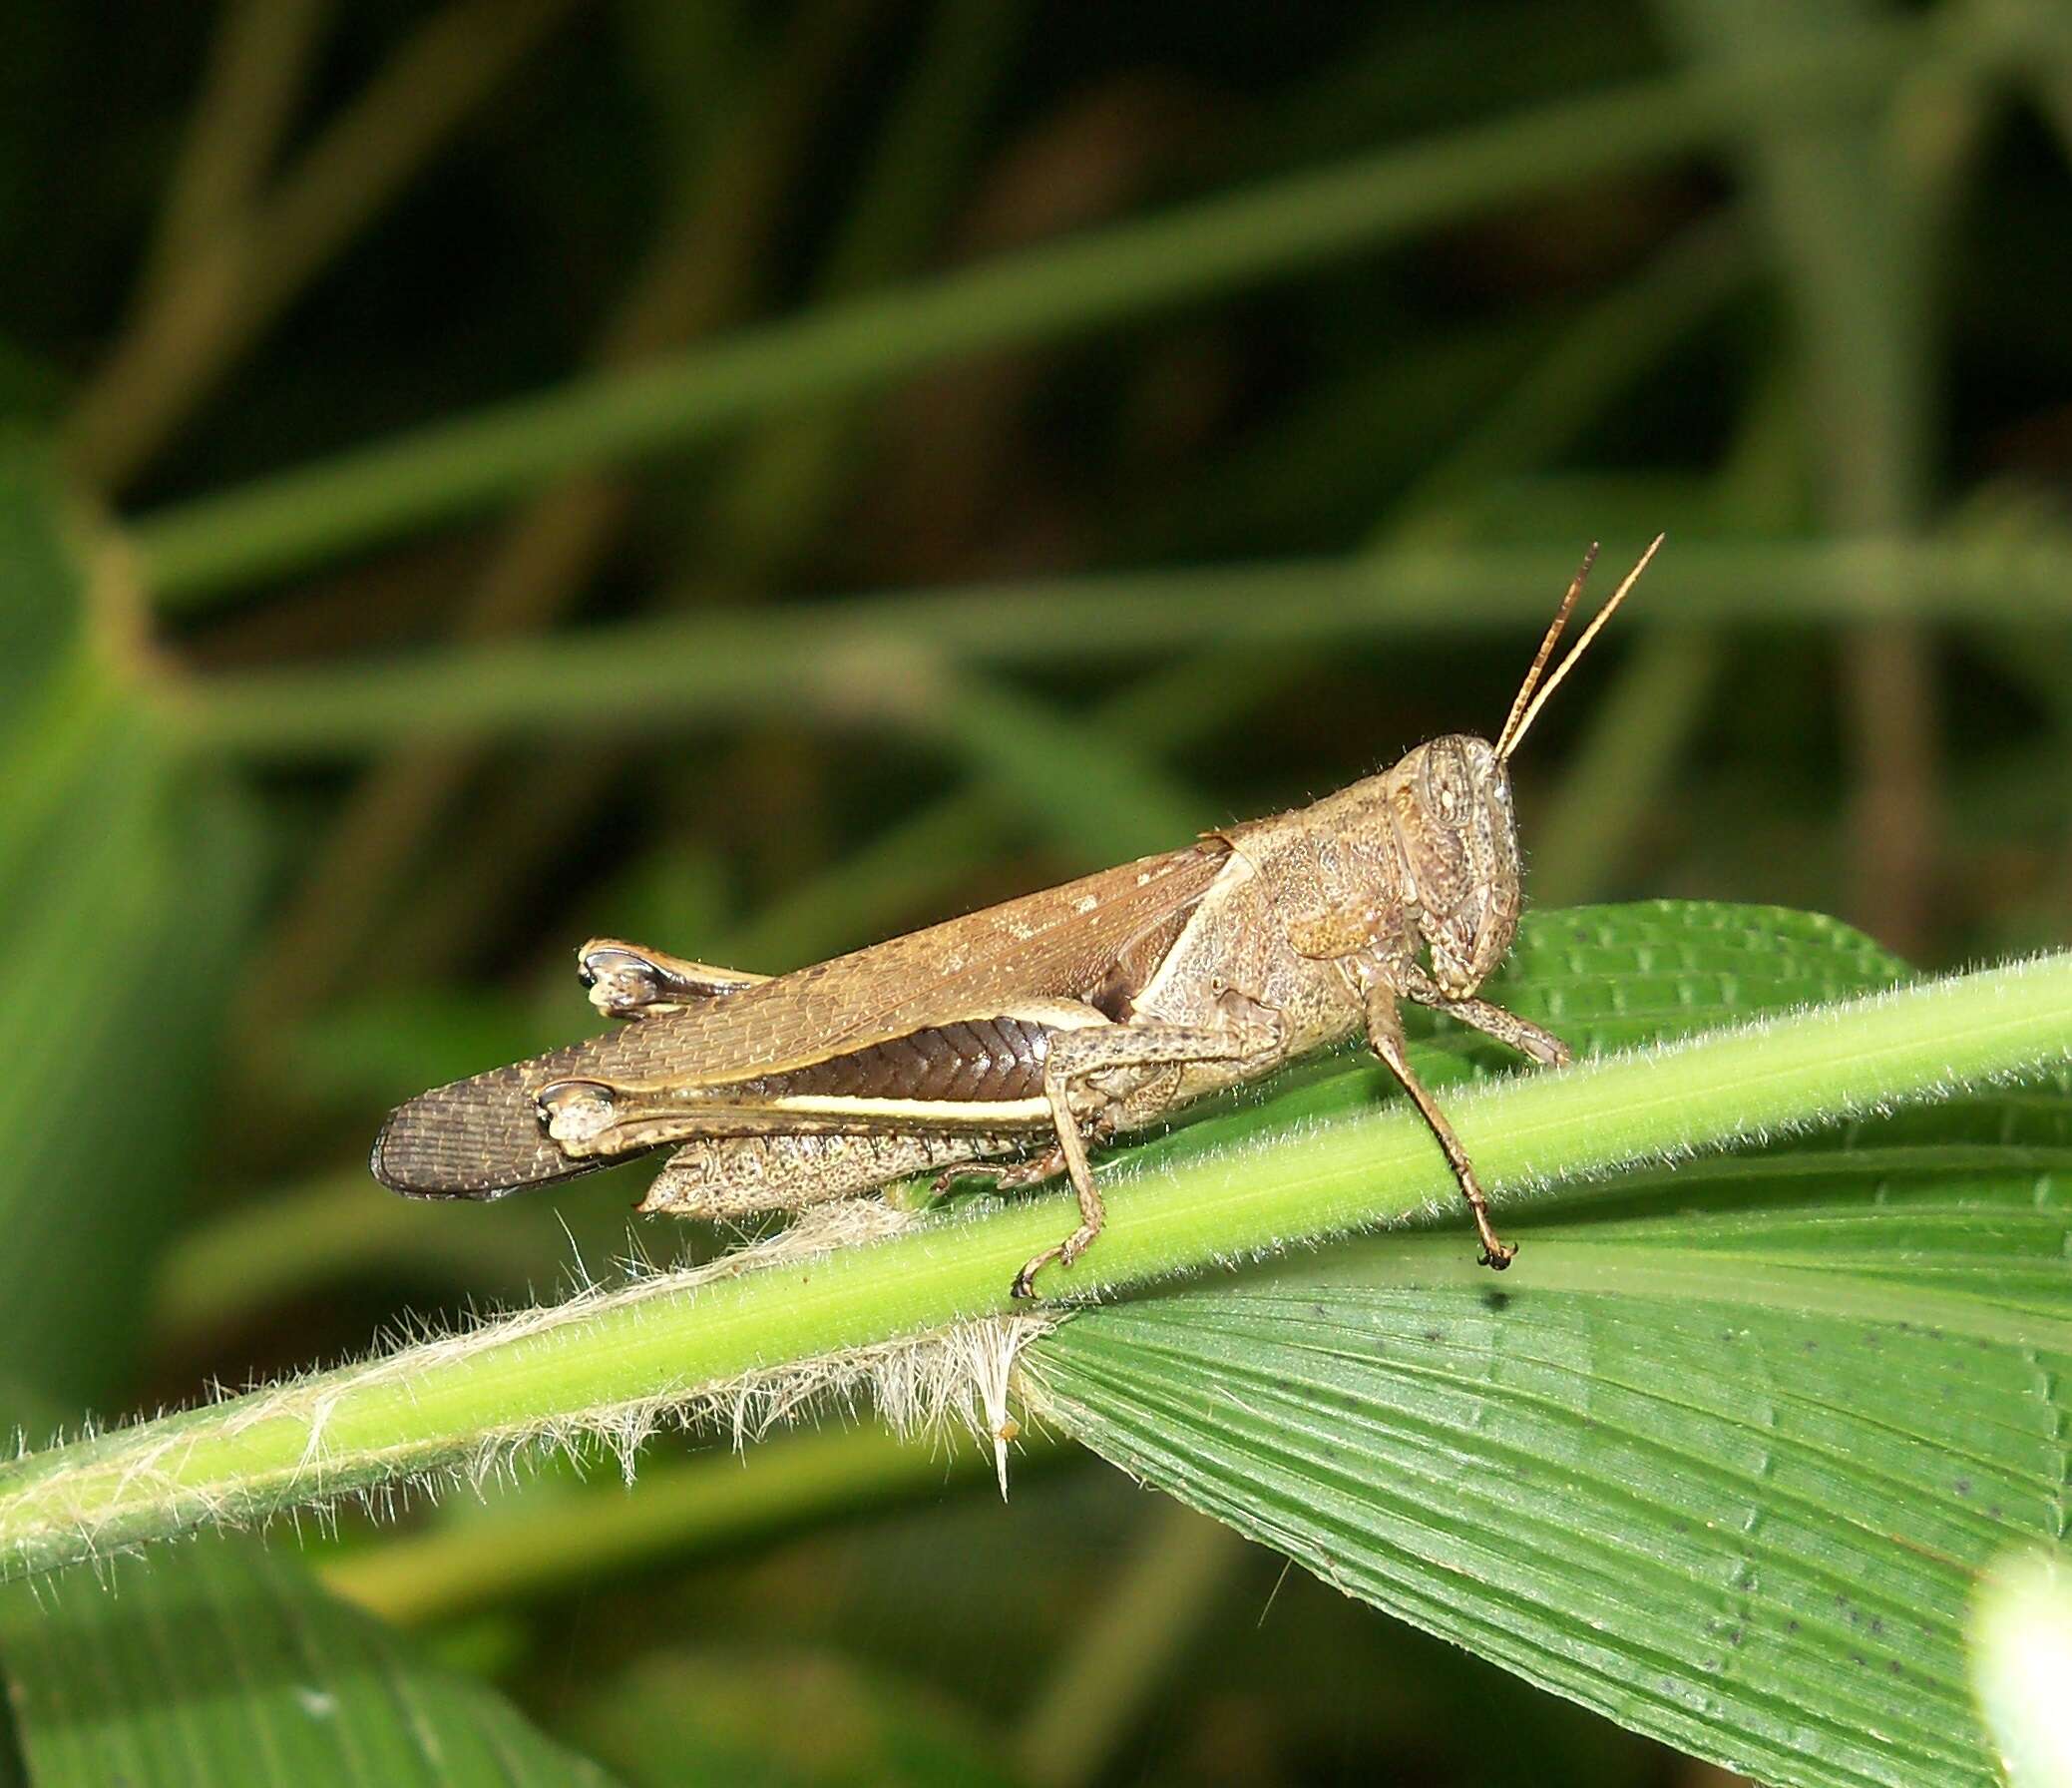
{"left": 1472, "top": 1202, "right": 1517, "bottom": 1269}
{"left": 1011, "top": 1219, "right": 1098, "bottom": 1300}
{"left": 1464, "top": 1166, "right": 1515, "bottom": 1268}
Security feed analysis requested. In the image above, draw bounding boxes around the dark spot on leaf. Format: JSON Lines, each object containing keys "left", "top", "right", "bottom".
{"left": 1481, "top": 1290, "right": 1512, "bottom": 1313}
{"left": 1850, "top": 1653, "right": 1865, "bottom": 1668}
{"left": 1423, "top": 1329, "right": 1445, "bottom": 1344}
{"left": 1954, "top": 1479, "right": 1972, "bottom": 1497}
{"left": 1887, "top": 1660, "right": 1903, "bottom": 1676}
{"left": 1787, "top": 1619, "right": 1801, "bottom": 1634}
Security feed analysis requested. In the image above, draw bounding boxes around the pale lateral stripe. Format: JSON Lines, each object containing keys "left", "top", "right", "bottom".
{"left": 760, "top": 1094, "right": 1051, "bottom": 1123}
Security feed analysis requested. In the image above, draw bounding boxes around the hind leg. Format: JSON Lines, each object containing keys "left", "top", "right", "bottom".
{"left": 640, "top": 1129, "right": 1005, "bottom": 1219}
{"left": 643, "top": 1129, "right": 1020, "bottom": 1269}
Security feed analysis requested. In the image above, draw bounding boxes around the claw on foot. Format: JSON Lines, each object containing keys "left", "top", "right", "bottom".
{"left": 1012, "top": 1219, "right": 1096, "bottom": 1299}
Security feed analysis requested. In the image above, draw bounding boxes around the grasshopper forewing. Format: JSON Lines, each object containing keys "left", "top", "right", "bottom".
{"left": 372, "top": 845, "right": 1230, "bottom": 1201}
{"left": 374, "top": 537, "right": 1662, "bottom": 1294}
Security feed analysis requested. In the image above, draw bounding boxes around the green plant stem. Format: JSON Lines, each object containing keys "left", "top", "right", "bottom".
{"left": 160, "top": 530, "right": 2072, "bottom": 758}
{"left": 151, "top": 1172, "right": 574, "bottom": 1343}
{"left": 2, "top": 952, "right": 2068, "bottom": 1581}
{"left": 129, "top": 19, "right": 1950, "bottom": 603}
{"left": 1010, "top": 1504, "right": 1246, "bottom": 1788}
{"left": 1660, "top": 0, "right": 1942, "bottom": 958}
{"left": 714, "top": 655, "right": 1250, "bottom": 972}
{"left": 134, "top": 0, "right": 327, "bottom": 295}
{"left": 68, "top": 0, "right": 580, "bottom": 492}
{"left": 1523, "top": 628, "right": 1718, "bottom": 906}
{"left": 318, "top": 1420, "right": 1054, "bottom": 1626}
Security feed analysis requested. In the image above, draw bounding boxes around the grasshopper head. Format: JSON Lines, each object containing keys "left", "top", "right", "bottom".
{"left": 1406, "top": 534, "right": 1664, "bottom": 1000}
{"left": 1401, "top": 733, "right": 1520, "bottom": 1000}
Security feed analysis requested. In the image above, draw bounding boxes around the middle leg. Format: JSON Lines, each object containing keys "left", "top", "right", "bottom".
{"left": 1421, "top": 992, "right": 1572, "bottom": 1068}
{"left": 1013, "top": 1009, "right": 1279, "bottom": 1298}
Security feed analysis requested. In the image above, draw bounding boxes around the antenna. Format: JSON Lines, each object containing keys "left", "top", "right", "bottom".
{"left": 1495, "top": 533, "right": 1663, "bottom": 762}
{"left": 1493, "top": 543, "right": 1596, "bottom": 760}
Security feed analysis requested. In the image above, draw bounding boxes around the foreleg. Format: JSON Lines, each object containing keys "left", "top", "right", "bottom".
{"left": 1363, "top": 982, "right": 1516, "bottom": 1268}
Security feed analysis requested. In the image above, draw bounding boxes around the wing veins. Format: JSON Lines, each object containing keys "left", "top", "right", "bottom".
{"left": 553, "top": 843, "right": 1230, "bottom": 1095}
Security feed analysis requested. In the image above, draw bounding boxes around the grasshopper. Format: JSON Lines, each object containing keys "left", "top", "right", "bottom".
{"left": 372, "top": 537, "right": 1661, "bottom": 1296}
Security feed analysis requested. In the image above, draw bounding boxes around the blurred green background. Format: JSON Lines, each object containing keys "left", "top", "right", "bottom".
{"left": 3, "top": 0, "right": 2071, "bottom": 1782}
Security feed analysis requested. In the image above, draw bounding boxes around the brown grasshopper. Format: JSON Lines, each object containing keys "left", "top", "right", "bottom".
{"left": 372, "top": 537, "right": 1661, "bottom": 1296}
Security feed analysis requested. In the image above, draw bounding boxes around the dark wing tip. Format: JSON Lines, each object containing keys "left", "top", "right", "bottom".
{"left": 369, "top": 1063, "right": 604, "bottom": 1200}
{"left": 369, "top": 1110, "right": 508, "bottom": 1201}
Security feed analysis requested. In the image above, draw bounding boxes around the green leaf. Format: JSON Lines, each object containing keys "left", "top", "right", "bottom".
{"left": 0, "top": 448, "right": 263, "bottom": 1407}
{"left": 0, "top": 436, "right": 80, "bottom": 714}
{"left": 0, "top": 1374, "right": 622, "bottom": 1788}
{"left": 0, "top": 1542, "right": 625, "bottom": 1787}
{"left": 1021, "top": 903, "right": 2065, "bottom": 1788}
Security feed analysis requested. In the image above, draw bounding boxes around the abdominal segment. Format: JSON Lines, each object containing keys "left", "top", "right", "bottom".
{"left": 731, "top": 1014, "right": 1054, "bottom": 1105}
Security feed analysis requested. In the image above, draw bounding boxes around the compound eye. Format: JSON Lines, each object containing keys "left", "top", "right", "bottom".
{"left": 1423, "top": 738, "right": 1468, "bottom": 822}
